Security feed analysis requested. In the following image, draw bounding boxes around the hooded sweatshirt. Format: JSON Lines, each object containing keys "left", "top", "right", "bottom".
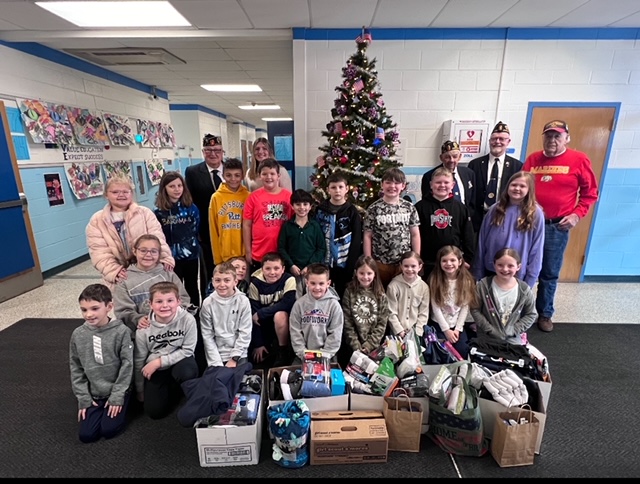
{"left": 199, "top": 289, "right": 252, "bottom": 367}
{"left": 289, "top": 286, "right": 344, "bottom": 360}
{"left": 414, "top": 193, "right": 475, "bottom": 266}
{"left": 471, "top": 276, "right": 537, "bottom": 345}
{"left": 315, "top": 199, "right": 363, "bottom": 273}
{"left": 208, "top": 182, "right": 250, "bottom": 264}
{"left": 69, "top": 319, "right": 134, "bottom": 409}
{"left": 113, "top": 264, "right": 191, "bottom": 332}
{"left": 134, "top": 307, "right": 197, "bottom": 393}
{"left": 154, "top": 200, "right": 200, "bottom": 261}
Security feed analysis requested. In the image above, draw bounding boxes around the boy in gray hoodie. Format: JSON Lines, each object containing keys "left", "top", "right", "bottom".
{"left": 70, "top": 284, "right": 134, "bottom": 443}
{"left": 134, "top": 281, "right": 199, "bottom": 420}
{"left": 199, "top": 262, "right": 252, "bottom": 367}
{"left": 289, "top": 263, "right": 344, "bottom": 364}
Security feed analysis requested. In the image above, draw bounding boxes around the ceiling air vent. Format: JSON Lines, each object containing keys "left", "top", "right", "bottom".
{"left": 63, "top": 47, "right": 186, "bottom": 66}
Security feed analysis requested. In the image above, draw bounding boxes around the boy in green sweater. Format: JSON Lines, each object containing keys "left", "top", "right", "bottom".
{"left": 278, "top": 189, "right": 326, "bottom": 298}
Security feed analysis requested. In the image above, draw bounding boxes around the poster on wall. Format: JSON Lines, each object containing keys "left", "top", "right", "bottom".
{"left": 67, "top": 107, "right": 109, "bottom": 146}
{"left": 136, "top": 119, "right": 161, "bottom": 148}
{"left": 103, "top": 112, "right": 135, "bottom": 146}
{"left": 44, "top": 173, "right": 65, "bottom": 206}
{"left": 18, "top": 99, "right": 75, "bottom": 145}
{"left": 64, "top": 161, "right": 104, "bottom": 199}
{"left": 145, "top": 159, "right": 165, "bottom": 186}
{"left": 159, "top": 123, "right": 177, "bottom": 148}
{"left": 103, "top": 160, "right": 133, "bottom": 183}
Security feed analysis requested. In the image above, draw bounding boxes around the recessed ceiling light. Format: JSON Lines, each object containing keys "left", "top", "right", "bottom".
{"left": 201, "top": 84, "right": 262, "bottom": 92}
{"left": 238, "top": 104, "right": 281, "bottom": 110}
{"left": 262, "top": 118, "right": 293, "bottom": 121}
{"left": 36, "top": 1, "right": 191, "bottom": 28}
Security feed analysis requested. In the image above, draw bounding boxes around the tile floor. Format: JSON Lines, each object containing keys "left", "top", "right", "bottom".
{"left": 1, "top": 259, "right": 639, "bottom": 331}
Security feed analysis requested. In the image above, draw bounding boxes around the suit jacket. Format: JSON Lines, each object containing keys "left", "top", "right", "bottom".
{"left": 185, "top": 161, "right": 222, "bottom": 243}
{"left": 467, "top": 154, "right": 522, "bottom": 231}
{"left": 421, "top": 163, "right": 475, "bottom": 212}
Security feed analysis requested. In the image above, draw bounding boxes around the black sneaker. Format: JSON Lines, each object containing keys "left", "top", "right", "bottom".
{"left": 537, "top": 316, "right": 554, "bottom": 332}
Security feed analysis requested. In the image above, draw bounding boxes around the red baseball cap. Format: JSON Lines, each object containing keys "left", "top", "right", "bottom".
{"left": 542, "top": 120, "right": 569, "bottom": 134}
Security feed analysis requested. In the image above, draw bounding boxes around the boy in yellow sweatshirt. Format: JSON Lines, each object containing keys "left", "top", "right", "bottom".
{"left": 208, "top": 158, "right": 250, "bottom": 265}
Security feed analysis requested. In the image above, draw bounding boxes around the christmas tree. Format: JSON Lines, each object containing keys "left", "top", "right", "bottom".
{"left": 310, "top": 29, "right": 402, "bottom": 210}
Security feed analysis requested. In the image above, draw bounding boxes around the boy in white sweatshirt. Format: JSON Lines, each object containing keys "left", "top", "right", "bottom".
{"left": 134, "top": 281, "right": 199, "bottom": 420}
{"left": 199, "top": 262, "right": 252, "bottom": 367}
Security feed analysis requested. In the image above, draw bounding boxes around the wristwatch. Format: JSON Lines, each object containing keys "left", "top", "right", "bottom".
{"left": 231, "top": 356, "right": 240, "bottom": 362}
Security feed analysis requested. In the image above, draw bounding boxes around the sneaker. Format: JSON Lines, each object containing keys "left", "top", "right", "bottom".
{"left": 537, "top": 316, "right": 554, "bottom": 332}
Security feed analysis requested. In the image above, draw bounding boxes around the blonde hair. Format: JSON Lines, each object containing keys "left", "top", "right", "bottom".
{"left": 105, "top": 175, "right": 134, "bottom": 192}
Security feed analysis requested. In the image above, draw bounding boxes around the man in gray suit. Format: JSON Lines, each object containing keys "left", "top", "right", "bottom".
{"left": 468, "top": 121, "right": 523, "bottom": 232}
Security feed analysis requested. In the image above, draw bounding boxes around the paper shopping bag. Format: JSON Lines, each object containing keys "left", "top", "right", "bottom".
{"left": 383, "top": 393, "right": 423, "bottom": 452}
{"left": 491, "top": 406, "right": 540, "bottom": 467}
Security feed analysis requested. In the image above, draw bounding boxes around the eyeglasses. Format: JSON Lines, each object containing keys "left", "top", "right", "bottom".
{"left": 136, "top": 248, "right": 159, "bottom": 255}
{"left": 109, "top": 190, "right": 132, "bottom": 195}
{"left": 203, "top": 148, "right": 225, "bottom": 154}
{"left": 490, "top": 136, "right": 510, "bottom": 143}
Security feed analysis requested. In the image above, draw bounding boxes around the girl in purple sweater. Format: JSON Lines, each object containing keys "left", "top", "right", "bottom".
{"left": 473, "top": 172, "right": 544, "bottom": 288}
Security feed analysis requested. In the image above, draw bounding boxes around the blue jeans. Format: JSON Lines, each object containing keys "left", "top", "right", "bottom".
{"left": 536, "top": 223, "right": 570, "bottom": 318}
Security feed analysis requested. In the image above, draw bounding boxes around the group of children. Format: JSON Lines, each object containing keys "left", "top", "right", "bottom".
{"left": 72, "top": 157, "right": 537, "bottom": 444}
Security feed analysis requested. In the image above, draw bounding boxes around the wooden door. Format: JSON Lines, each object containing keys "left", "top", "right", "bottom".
{"left": 0, "top": 101, "right": 43, "bottom": 302}
{"left": 524, "top": 106, "right": 615, "bottom": 282}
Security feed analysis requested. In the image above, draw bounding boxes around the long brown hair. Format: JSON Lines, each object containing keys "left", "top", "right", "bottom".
{"left": 491, "top": 171, "right": 538, "bottom": 232}
{"left": 155, "top": 171, "right": 193, "bottom": 210}
{"left": 428, "top": 245, "right": 478, "bottom": 308}
{"left": 346, "top": 255, "right": 385, "bottom": 299}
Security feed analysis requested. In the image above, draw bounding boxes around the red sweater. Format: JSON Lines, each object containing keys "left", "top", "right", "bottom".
{"left": 523, "top": 148, "right": 599, "bottom": 219}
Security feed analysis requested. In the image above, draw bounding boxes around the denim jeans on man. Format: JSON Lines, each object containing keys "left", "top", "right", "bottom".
{"left": 536, "top": 223, "right": 570, "bottom": 318}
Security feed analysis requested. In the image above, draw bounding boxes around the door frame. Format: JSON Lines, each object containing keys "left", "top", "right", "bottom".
{"left": 521, "top": 101, "right": 621, "bottom": 282}
{"left": 0, "top": 101, "right": 43, "bottom": 302}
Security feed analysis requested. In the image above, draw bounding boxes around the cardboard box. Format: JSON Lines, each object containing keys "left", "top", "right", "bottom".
{"left": 348, "top": 393, "right": 430, "bottom": 434}
{"left": 195, "top": 370, "right": 265, "bottom": 467}
{"left": 421, "top": 364, "right": 552, "bottom": 454}
{"left": 310, "top": 410, "right": 388, "bottom": 465}
{"left": 267, "top": 365, "right": 349, "bottom": 412}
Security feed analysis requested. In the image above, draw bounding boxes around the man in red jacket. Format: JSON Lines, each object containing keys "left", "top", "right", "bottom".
{"left": 523, "top": 120, "right": 599, "bottom": 332}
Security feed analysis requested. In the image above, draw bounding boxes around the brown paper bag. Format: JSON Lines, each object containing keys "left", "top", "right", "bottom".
{"left": 383, "top": 393, "right": 423, "bottom": 452}
{"left": 491, "top": 406, "right": 540, "bottom": 467}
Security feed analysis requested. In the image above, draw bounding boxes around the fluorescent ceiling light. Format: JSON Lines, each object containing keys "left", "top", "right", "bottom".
{"left": 238, "top": 104, "right": 281, "bottom": 110}
{"left": 36, "top": 1, "right": 191, "bottom": 28}
{"left": 201, "top": 84, "right": 262, "bottom": 92}
{"left": 262, "top": 118, "right": 293, "bottom": 121}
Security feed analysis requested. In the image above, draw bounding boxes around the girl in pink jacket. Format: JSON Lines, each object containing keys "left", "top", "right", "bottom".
{"left": 86, "top": 176, "right": 174, "bottom": 289}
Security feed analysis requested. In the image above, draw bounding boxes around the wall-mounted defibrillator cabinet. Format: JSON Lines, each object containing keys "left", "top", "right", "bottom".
{"left": 442, "top": 120, "right": 490, "bottom": 165}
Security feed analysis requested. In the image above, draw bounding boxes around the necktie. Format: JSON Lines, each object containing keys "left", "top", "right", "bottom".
{"left": 211, "top": 169, "right": 222, "bottom": 190}
{"left": 452, "top": 172, "right": 462, "bottom": 202}
{"left": 484, "top": 159, "right": 499, "bottom": 209}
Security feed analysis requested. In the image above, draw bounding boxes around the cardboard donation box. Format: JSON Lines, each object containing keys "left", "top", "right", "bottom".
{"left": 349, "top": 392, "right": 430, "bottom": 434}
{"left": 310, "top": 411, "right": 388, "bottom": 465}
{"left": 268, "top": 365, "right": 349, "bottom": 412}
{"left": 195, "top": 370, "right": 265, "bottom": 467}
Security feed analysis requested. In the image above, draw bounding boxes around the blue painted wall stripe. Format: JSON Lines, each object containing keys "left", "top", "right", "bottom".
{"left": 293, "top": 27, "right": 640, "bottom": 41}
{"left": 169, "top": 104, "right": 227, "bottom": 120}
{"left": 0, "top": 41, "right": 169, "bottom": 99}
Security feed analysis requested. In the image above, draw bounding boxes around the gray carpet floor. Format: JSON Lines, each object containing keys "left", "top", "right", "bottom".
{"left": 0, "top": 319, "right": 637, "bottom": 478}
